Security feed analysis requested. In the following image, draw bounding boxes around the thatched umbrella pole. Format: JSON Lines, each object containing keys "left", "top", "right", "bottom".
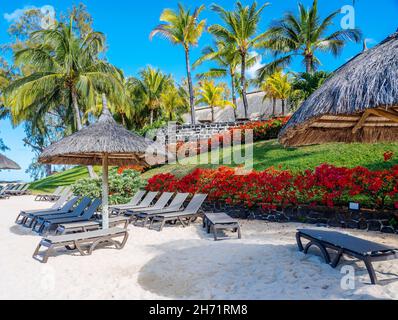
{"left": 102, "top": 153, "right": 109, "bottom": 229}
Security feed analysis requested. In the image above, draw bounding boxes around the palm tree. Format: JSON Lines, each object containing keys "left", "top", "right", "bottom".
{"left": 259, "top": 0, "right": 361, "bottom": 77}
{"left": 5, "top": 19, "right": 123, "bottom": 178}
{"left": 261, "top": 71, "right": 294, "bottom": 116}
{"left": 193, "top": 40, "right": 258, "bottom": 120}
{"left": 292, "top": 71, "right": 330, "bottom": 99}
{"left": 150, "top": 4, "right": 206, "bottom": 125}
{"left": 196, "top": 80, "right": 232, "bottom": 122}
{"left": 209, "top": 2, "right": 270, "bottom": 119}
{"left": 160, "top": 85, "right": 185, "bottom": 121}
{"left": 127, "top": 67, "right": 171, "bottom": 125}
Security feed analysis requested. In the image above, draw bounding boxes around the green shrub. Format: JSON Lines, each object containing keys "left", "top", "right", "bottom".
{"left": 72, "top": 169, "right": 145, "bottom": 205}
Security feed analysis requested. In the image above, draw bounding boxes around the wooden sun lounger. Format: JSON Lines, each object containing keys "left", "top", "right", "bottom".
{"left": 32, "top": 197, "right": 91, "bottom": 233}
{"left": 109, "top": 190, "right": 146, "bottom": 213}
{"left": 39, "top": 199, "right": 102, "bottom": 235}
{"left": 110, "top": 191, "right": 158, "bottom": 215}
{"left": 33, "top": 227, "right": 129, "bottom": 263}
{"left": 131, "top": 193, "right": 190, "bottom": 227}
{"left": 55, "top": 217, "right": 130, "bottom": 235}
{"left": 296, "top": 229, "right": 398, "bottom": 285}
{"left": 203, "top": 213, "right": 242, "bottom": 241}
{"left": 17, "top": 196, "right": 80, "bottom": 227}
{"left": 149, "top": 194, "right": 208, "bottom": 231}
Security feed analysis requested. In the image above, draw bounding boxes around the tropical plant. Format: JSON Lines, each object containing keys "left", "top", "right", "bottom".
{"left": 209, "top": 1, "right": 270, "bottom": 119}
{"left": 160, "top": 85, "right": 186, "bottom": 121}
{"left": 196, "top": 80, "right": 232, "bottom": 122}
{"left": 258, "top": 0, "right": 361, "bottom": 77}
{"left": 127, "top": 67, "right": 172, "bottom": 125}
{"left": 150, "top": 4, "right": 206, "bottom": 124}
{"left": 292, "top": 71, "right": 330, "bottom": 99}
{"left": 261, "top": 71, "right": 294, "bottom": 116}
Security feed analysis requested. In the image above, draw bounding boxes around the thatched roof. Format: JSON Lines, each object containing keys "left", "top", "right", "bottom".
{"left": 279, "top": 31, "right": 398, "bottom": 146}
{"left": 0, "top": 154, "right": 20, "bottom": 170}
{"left": 39, "top": 106, "right": 165, "bottom": 167}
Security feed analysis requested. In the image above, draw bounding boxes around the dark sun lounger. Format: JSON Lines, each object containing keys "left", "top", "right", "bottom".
{"left": 203, "top": 212, "right": 242, "bottom": 241}
{"left": 296, "top": 229, "right": 398, "bottom": 285}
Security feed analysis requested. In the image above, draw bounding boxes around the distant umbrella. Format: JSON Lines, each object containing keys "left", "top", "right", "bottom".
{"left": 0, "top": 154, "right": 21, "bottom": 170}
{"left": 280, "top": 31, "right": 398, "bottom": 147}
{"left": 39, "top": 94, "right": 166, "bottom": 229}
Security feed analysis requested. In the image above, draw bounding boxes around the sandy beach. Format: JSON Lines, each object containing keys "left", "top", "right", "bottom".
{"left": 0, "top": 195, "right": 397, "bottom": 300}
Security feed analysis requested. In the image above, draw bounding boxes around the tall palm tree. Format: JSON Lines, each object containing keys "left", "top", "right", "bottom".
{"left": 193, "top": 41, "right": 257, "bottom": 120}
{"left": 261, "top": 71, "right": 294, "bottom": 116}
{"left": 196, "top": 80, "right": 232, "bottom": 122}
{"left": 150, "top": 4, "right": 206, "bottom": 125}
{"left": 5, "top": 19, "right": 123, "bottom": 178}
{"left": 258, "top": 0, "right": 361, "bottom": 77}
{"left": 127, "top": 67, "right": 171, "bottom": 125}
{"left": 209, "top": 1, "right": 270, "bottom": 119}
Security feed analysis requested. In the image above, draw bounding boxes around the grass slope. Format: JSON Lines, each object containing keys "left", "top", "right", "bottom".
{"left": 29, "top": 166, "right": 96, "bottom": 193}
{"left": 142, "top": 140, "right": 398, "bottom": 179}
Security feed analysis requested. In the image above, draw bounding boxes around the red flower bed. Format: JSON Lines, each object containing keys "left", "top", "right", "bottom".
{"left": 146, "top": 164, "right": 398, "bottom": 211}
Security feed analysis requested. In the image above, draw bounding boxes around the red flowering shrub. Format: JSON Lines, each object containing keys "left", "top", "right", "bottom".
{"left": 117, "top": 165, "right": 145, "bottom": 174}
{"left": 146, "top": 164, "right": 398, "bottom": 210}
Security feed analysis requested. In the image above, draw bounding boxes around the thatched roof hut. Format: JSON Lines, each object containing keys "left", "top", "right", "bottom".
{"left": 0, "top": 154, "right": 20, "bottom": 170}
{"left": 279, "top": 31, "right": 398, "bottom": 147}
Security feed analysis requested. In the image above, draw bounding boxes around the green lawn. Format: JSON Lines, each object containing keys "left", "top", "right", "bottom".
{"left": 29, "top": 141, "right": 398, "bottom": 191}
{"left": 29, "top": 166, "right": 99, "bottom": 193}
{"left": 142, "top": 140, "right": 398, "bottom": 179}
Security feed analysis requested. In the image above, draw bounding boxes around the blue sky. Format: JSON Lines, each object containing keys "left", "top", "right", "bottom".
{"left": 1, "top": 0, "right": 397, "bottom": 181}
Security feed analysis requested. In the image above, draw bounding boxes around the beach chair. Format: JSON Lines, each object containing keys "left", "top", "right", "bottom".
{"left": 296, "top": 229, "right": 398, "bottom": 285}
{"left": 7, "top": 184, "right": 30, "bottom": 196}
{"left": 109, "top": 190, "right": 147, "bottom": 214}
{"left": 109, "top": 191, "right": 158, "bottom": 215}
{"left": 55, "top": 216, "right": 130, "bottom": 235}
{"left": 35, "top": 186, "right": 64, "bottom": 201}
{"left": 32, "top": 197, "right": 91, "bottom": 233}
{"left": 5, "top": 183, "right": 24, "bottom": 195}
{"left": 16, "top": 195, "right": 80, "bottom": 227}
{"left": 124, "top": 192, "right": 174, "bottom": 216}
{"left": 131, "top": 193, "right": 190, "bottom": 226}
{"left": 149, "top": 194, "right": 208, "bottom": 231}
{"left": 39, "top": 199, "right": 102, "bottom": 235}
{"left": 203, "top": 212, "right": 242, "bottom": 241}
{"left": 33, "top": 227, "right": 129, "bottom": 263}
{"left": 0, "top": 184, "right": 12, "bottom": 199}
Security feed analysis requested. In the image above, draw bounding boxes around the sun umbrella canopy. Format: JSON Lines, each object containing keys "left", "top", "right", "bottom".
{"left": 279, "top": 31, "right": 398, "bottom": 147}
{"left": 0, "top": 154, "right": 21, "bottom": 170}
{"left": 39, "top": 98, "right": 166, "bottom": 229}
{"left": 39, "top": 105, "right": 164, "bottom": 167}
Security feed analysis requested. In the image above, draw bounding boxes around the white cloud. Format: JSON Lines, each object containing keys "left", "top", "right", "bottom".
{"left": 4, "top": 5, "right": 55, "bottom": 29}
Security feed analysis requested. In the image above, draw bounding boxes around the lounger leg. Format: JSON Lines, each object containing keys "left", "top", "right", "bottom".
{"left": 74, "top": 241, "right": 88, "bottom": 256}
{"left": 364, "top": 258, "right": 378, "bottom": 285}
{"left": 331, "top": 249, "right": 344, "bottom": 268}
{"left": 296, "top": 232, "right": 304, "bottom": 252}
{"left": 304, "top": 241, "right": 331, "bottom": 264}
{"left": 237, "top": 225, "right": 242, "bottom": 239}
{"left": 158, "top": 219, "right": 166, "bottom": 232}
{"left": 213, "top": 226, "right": 218, "bottom": 241}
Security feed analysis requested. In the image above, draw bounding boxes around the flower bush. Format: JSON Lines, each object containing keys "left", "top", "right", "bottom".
{"left": 146, "top": 164, "right": 398, "bottom": 211}
{"left": 73, "top": 169, "right": 145, "bottom": 205}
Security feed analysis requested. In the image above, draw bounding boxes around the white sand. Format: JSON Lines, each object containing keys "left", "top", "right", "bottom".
{"left": 0, "top": 196, "right": 397, "bottom": 300}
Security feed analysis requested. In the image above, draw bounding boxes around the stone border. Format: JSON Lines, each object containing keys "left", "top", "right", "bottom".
{"left": 202, "top": 202, "right": 398, "bottom": 235}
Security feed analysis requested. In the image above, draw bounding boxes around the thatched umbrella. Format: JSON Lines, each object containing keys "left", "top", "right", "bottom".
{"left": 279, "top": 31, "right": 398, "bottom": 147}
{"left": 0, "top": 154, "right": 21, "bottom": 170}
{"left": 39, "top": 95, "right": 165, "bottom": 229}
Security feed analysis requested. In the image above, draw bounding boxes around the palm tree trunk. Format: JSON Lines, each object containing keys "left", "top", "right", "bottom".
{"left": 211, "top": 107, "right": 215, "bottom": 123}
{"left": 305, "top": 55, "right": 313, "bottom": 74}
{"left": 185, "top": 47, "right": 196, "bottom": 125}
{"left": 272, "top": 98, "right": 276, "bottom": 117}
{"left": 282, "top": 99, "right": 285, "bottom": 116}
{"left": 150, "top": 109, "right": 154, "bottom": 125}
{"left": 71, "top": 89, "right": 97, "bottom": 179}
{"left": 231, "top": 73, "right": 238, "bottom": 120}
{"left": 240, "top": 52, "right": 249, "bottom": 119}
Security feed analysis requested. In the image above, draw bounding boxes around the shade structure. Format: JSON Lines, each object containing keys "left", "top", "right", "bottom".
{"left": 39, "top": 96, "right": 166, "bottom": 229}
{"left": 279, "top": 31, "right": 398, "bottom": 147}
{"left": 0, "top": 154, "right": 21, "bottom": 170}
